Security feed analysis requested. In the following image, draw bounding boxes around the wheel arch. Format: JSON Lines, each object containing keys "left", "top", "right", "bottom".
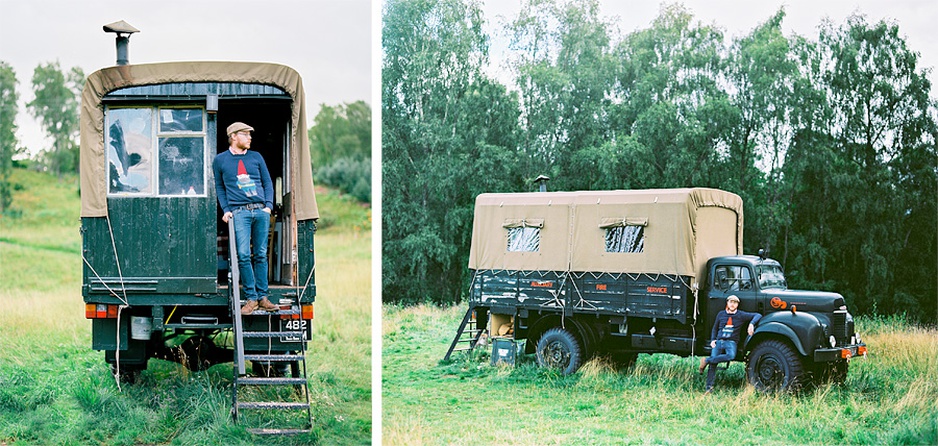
{"left": 750, "top": 312, "right": 823, "bottom": 357}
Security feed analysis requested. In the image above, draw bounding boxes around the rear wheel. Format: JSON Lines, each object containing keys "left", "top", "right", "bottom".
{"left": 180, "top": 336, "right": 220, "bottom": 371}
{"left": 536, "top": 327, "right": 583, "bottom": 375}
{"left": 746, "top": 339, "right": 806, "bottom": 392}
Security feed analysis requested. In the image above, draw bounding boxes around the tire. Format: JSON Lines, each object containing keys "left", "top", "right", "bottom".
{"left": 746, "top": 339, "right": 806, "bottom": 392}
{"left": 180, "top": 336, "right": 218, "bottom": 371}
{"left": 536, "top": 327, "right": 583, "bottom": 375}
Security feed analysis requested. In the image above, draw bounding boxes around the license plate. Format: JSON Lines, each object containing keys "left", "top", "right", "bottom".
{"left": 279, "top": 319, "right": 308, "bottom": 343}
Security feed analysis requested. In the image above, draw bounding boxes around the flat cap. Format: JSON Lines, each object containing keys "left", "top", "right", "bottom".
{"left": 727, "top": 295, "right": 740, "bottom": 302}
{"left": 227, "top": 122, "right": 254, "bottom": 135}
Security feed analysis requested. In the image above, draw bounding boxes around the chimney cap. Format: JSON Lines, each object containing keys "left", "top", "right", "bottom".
{"left": 534, "top": 175, "right": 550, "bottom": 182}
{"left": 103, "top": 20, "right": 139, "bottom": 35}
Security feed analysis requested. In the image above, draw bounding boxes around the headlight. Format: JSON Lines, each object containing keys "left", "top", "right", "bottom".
{"left": 855, "top": 332, "right": 861, "bottom": 344}
{"left": 829, "top": 335, "right": 837, "bottom": 348}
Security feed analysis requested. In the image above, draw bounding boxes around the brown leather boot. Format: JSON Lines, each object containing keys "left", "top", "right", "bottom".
{"left": 240, "top": 300, "right": 258, "bottom": 315}
{"left": 258, "top": 297, "right": 279, "bottom": 312}
{"left": 698, "top": 357, "right": 708, "bottom": 374}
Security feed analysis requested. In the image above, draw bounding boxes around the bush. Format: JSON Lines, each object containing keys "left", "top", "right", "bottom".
{"left": 314, "top": 157, "right": 371, "bottom": 203}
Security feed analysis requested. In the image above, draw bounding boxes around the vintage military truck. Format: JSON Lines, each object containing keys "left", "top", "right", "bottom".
{"left": 446, "top": 187, "right": 867, "bottom": 391}
{"left": 79, "top": 60, "right": 319, "bottom": 383}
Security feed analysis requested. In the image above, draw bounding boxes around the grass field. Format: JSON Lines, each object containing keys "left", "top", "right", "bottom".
{"left": 382, "top": 304, "right": 938, "bottom": 445}
{"left": 0, "top": 168, "right": 371, "bottom": 445}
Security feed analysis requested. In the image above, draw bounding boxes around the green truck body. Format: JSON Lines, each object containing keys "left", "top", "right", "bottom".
{"left": 80, "top": 62, "right": 319, "bottom": 379}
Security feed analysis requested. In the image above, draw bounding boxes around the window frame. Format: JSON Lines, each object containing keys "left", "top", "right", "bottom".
{"left": 504, "top": 218, "right": 543, "bottom": 253}
{"left": 105, "top": 105, "right": 208, "bottom": 198}
{"left": 599, "top": 217, "right": 647, "bottom": 254}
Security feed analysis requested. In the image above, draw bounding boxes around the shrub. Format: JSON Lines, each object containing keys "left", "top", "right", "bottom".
{"left": 314, "top": 157, "right": 371, "bottom": 203}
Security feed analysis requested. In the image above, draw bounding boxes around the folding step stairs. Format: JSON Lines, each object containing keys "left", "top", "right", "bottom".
{"left": 444, "top": 306, "right": 484, "bottom": 361}
{"left": 228, "top": 220, "right": 312, "bottom": 435}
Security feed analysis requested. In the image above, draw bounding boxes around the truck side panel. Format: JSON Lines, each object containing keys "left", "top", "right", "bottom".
{"left": 471, "top": 270, "right": 692, "bottom": 324}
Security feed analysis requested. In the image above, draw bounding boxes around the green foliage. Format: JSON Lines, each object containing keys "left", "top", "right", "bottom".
{"left": 383, "top": 0, "right": 523, "bottom": 305}
{"left": 309, "top": 101, "right": 371, "bottom": 167}
{"left": 315, "top": 156, "right": 372, "bottom": 204}
{"left": 381, "top": 1, "right": 937, "bottom": 322}
{"left": 26, "top": 61, "right": 83, "bottom": 175}
{"left": 0, "top": 61, "right": 18, "bottom": 212}
{"left": 309, "top": 101, "right": 372, "bottom": 203}
{"left": 780, "top": 15, "right": 938, "bottom": 320}
{"left": 383, "top": 304, "right": 938, "bottom": 444}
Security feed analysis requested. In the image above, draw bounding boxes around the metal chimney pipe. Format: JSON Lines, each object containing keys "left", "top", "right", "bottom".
{"left": 102, "top": 20, "right": 140, "bottom": 66}
{"left": 115, "top": 35, "right": 130, "bottom": 66}
{"left": 534, "top": 175, "right": 550, "bottom": 192}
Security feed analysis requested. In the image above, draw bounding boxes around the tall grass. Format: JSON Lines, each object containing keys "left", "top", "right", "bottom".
{"left": 382, "top": 304, "right": 938, "bottom": 445}
{"left": 0, "top": 167, "right": 371, "bottom": 445}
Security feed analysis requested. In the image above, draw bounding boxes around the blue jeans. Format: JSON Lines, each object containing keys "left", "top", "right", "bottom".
{"left": 232, "top": 208, "right": 270, "bottom": 301}
{"left": 705, "top": 339, "right": 737, "bottom": 390}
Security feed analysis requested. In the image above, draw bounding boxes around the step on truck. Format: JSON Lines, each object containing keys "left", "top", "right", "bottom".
{"left": 80, "top": 23, "right": 318, "bottom": 433}
{"left": 446, "top": 186, "right": 867, "bottom": 391}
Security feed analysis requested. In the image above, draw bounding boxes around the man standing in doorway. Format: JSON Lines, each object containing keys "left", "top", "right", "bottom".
{"left": 213, "top": 122, "right": 278, "bottom": 315}
{"left": 699, "top": 294, "right": 762, "bottom": 392}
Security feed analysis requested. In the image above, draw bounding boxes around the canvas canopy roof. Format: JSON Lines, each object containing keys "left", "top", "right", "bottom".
{"left": 79, "top": 61, "right": 318, "bottom": 220}
{"left": 468, "top": 188, "right": 743, "bottom": 282}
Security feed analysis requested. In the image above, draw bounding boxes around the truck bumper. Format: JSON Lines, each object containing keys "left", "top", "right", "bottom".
{"left": 813, "top": 342, "right": 867, "bottom": 362}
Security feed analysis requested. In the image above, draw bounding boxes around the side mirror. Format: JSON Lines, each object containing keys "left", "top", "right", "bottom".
{"left": 758, "top": 248, "right": 766, "bottom": 260}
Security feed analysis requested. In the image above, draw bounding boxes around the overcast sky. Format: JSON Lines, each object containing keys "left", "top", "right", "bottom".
{"left": 1, "top": 0, "right": 935, "bottom": 156}
{"left": 0, "top": 0, "right": 371, "bottom": 154}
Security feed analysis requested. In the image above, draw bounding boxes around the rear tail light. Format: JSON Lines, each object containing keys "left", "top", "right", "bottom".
{"left": 279, "top": 304, "right": 314, "bottom": 320}
{"left": 85, "top": 303, "right": 119, "bottom": 319}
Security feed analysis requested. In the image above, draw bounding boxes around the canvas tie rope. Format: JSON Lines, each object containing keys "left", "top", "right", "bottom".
{"left": 106, "top": 214, "right": 130, "bottom": 391}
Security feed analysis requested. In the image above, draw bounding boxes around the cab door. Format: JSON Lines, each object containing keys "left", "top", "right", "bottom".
{"left": 705, "top": 263, "right": 758, "bottom": 341}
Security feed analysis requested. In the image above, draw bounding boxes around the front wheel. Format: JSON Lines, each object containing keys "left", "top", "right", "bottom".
{"left": 536, "top": 327, "right": 583, "bottom": 375}
{"left": 746, "top": 339, "right": 806, "bottom": 392}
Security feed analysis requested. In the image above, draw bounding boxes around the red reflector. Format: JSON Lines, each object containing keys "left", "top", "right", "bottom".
{"left": 107, "top": 305, "right": 119, "bottom": 318}
{"left": 85, "top": 304, "right": 96, "bottom": 319}
{"left": 858, "top": 345, "right": 867, "bottom": 356}
{"left": 301, "top": 304, "right": 314, "bottom": 320}
{"left": 841, "top": 349, "right": 852, "bottom": 359}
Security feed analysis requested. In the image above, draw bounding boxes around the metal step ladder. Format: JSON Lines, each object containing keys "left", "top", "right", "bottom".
{"left": 228, "top": 219, "right": 313, "bottom": 435}
{"left": 444, "top": 306, "right": 484, "bottom": 361}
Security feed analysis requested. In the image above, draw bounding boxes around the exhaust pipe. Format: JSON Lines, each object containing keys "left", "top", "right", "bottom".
{"left": 102, "top": 20, "right": 139, "bottom": 66}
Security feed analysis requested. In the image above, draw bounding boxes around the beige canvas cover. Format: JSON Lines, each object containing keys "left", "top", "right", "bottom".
{"left": 79, "top": 61, "right": 318, "bottom": 220}
{"left": 468, "top": 188, "right": 743, "bottom": 282}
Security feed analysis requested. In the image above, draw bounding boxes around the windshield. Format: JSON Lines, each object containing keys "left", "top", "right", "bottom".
{"left": 757, "top": 265, "right": 787, "bottom": 289}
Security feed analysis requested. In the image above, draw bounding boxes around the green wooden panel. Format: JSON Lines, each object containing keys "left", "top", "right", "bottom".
{"left": 297, "top": 219, "right": 317, "bottom": 303}
{"left": 82, "top": 195, "right": 216, "bottom": 294}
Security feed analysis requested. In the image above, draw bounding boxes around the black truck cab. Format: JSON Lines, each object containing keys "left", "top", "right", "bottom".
{"left": 704, "top": 255, "right": 864, "bottom": 367}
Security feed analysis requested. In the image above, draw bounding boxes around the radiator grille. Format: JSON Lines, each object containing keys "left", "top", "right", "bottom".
{"left": 832, "top": 311, "right": 849, "bottom": 344}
